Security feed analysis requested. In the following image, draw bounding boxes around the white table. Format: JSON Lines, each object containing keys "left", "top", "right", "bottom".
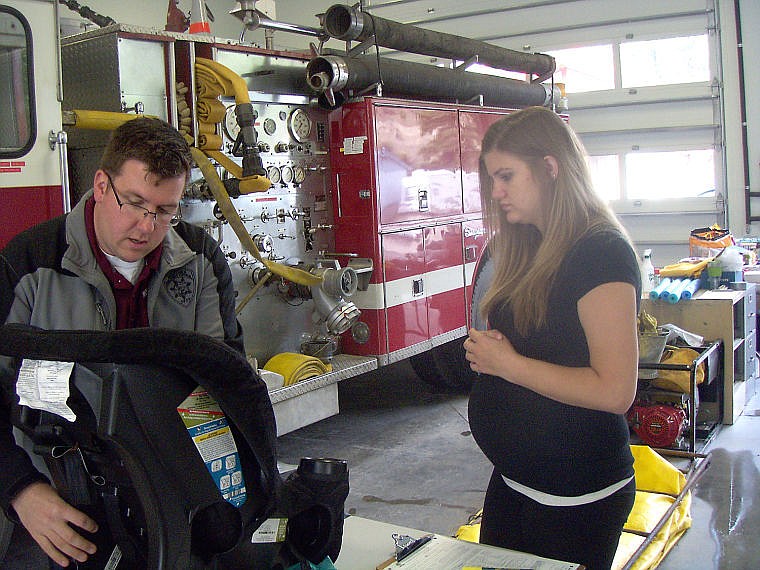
{"left": 334, "top": 516, "right": 582, "bottom": 570}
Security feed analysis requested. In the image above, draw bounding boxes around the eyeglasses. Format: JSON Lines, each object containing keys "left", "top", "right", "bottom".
{"left": 106, "top": 173, "right": 182, "bottom": 228}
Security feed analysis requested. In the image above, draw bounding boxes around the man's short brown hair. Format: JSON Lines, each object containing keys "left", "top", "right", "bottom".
{"left": 100, "top": 117, "right": 192, "bottom": 182}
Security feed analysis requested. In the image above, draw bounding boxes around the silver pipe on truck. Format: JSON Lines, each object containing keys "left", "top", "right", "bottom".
{"left": 306, "top": 53, "right": 559, "bottom": 109}
{"left": 322, "top": 4, "right": 555, "bottom": 81}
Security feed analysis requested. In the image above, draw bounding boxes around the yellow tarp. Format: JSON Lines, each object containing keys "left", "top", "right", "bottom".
{"left": 455, "top": 510, "right": 482, "bottom": 543}
{"left": 456, "top": 446, "right": 691, "bottom": 570}
{"left": 612, "top": 446, "right": 691, "bottom": 570}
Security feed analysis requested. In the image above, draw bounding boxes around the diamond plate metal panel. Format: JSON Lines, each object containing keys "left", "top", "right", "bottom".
{"left": 62, "top": 31, "right": 169, "bottom": 152}
{"left": 386, "top": 326, "right": 467, "bottom": 364}
{"left": 62, "top": 32, "right": 120, "bottom": 151}
{"left": 62, "top": 32, "right": 121, "bottom": 113}
{"left": 267, "top": 354, "right": 377, "bottom": 404}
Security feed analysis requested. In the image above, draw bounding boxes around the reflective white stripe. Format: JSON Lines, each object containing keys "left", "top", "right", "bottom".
{"left": 501, "top": 474, "right": 634, "bottom": 507}
{"left": 465, "top": 261, "right": 476, "bottom": 287}
{"left": 385, "top": 276, "right": 415, "bottom": 308}
{"left": 356, "top": 266, "right": 465, "bottom": 310}
{"left": 426, "top": 265, "right": 465, "bottom": 297}
{"left": 351, "top": 284, "right": 386, "bottom": 310}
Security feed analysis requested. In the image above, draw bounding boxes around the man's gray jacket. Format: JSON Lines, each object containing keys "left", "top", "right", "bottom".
{"left": 0, "top": 191, "right": 243, "bottom": 513}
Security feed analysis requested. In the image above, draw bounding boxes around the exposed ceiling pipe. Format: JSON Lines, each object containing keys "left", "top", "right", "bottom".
{"left": 230, "top": 2, "right": 324, "bottom": 44}
{"left": 58, "top": 0, "right": 116, "bottom": 28}
{"left": 322, "top": 3, "right": 555, "bottom": 80}
{"left": 235, "top": 10, "right": 324, "bottom": 38}
{"left": 306, "top": 53, "right": 559, "bottom": 110}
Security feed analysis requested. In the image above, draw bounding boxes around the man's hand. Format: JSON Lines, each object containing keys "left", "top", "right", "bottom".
{"left": 11, "top": 482, "right": 98, "bottom": 567}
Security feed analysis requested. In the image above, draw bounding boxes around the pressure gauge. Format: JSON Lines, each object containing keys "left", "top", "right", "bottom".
{"left": 223, "top": 105, "right": 240, "bottom": 140}
{"left": 262, "top": 117, "right": 277, "bottom": 136}
{"left": 281, "top": 165, "right": 294, "bottom": 184}
{"left": 287, "top": 109, "right": 312, "bottom": 143}
{"left": 266, "top": 165, "right": 281, "bottom": 185}
{"left": 293, "top": 165, "right": 306, "bottom": 184}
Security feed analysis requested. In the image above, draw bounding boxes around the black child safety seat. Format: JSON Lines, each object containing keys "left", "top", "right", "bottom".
{"left": 0, "top": 324, "right": 349, "bottom": 569}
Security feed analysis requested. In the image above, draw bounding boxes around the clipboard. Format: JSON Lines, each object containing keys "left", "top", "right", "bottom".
{"left": 374, "top": 534, "right": 582, "bottom": 570}
{"left": 376, "top": 535, "right": 433, "bottom": 569}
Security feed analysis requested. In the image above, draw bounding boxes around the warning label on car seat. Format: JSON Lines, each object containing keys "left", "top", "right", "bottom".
{"left": 178, "top": 387, "right": 247, "bottom": 507}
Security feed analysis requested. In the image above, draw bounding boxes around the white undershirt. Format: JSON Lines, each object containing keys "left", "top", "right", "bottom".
{"left": 102, "top": 251, "right": 145, "bottom": 285}
{"left": 502, "top": 474, "right": 634, "bottom": 507}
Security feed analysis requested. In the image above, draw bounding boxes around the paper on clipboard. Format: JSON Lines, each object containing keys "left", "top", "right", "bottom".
{"left": 379, "top": 535, "right": 580, "bottom": 570}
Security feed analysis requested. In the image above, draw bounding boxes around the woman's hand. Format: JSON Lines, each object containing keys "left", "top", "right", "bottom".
{"left": 464, "top": 328, "right": 517, "bottom": 377}
{"left": 463, "top": 281, "right": 638, "bottom": 414}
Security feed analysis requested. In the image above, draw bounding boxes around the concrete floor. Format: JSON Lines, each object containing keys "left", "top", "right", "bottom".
{"left": 276, "top": 359, "right": 760, "bottom": 569}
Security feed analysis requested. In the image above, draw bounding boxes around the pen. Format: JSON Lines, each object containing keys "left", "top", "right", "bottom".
{"left": 396, "top": 534, "right": 433, "bottom": 562}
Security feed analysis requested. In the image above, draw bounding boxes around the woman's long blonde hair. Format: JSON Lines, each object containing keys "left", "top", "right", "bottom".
{"left": 479, "top": 106, "right": 628, "bottom": 335}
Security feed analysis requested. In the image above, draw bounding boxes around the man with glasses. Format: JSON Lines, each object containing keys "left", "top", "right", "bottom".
{"left": 0, "top": 117, "right": 243, "bottom": 567}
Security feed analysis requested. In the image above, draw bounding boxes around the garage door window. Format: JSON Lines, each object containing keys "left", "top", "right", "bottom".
{"left": 621, "top": 35, "right": 710, "bottom": 88}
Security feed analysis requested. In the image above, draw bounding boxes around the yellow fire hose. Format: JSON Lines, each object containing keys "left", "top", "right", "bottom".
{"left": 194, "top": 58, "right": 271, "bottom": 194}
{"left": 203, "top": 149, "right": 272, "bottom": 195}
{"left": 196, "top": 98, "right": 226, "bottom": 123}
{"left": 62, "top": 108, "right": 262, "bottom": 194}
{"left": 195, "top": 57, "right": 251, "bottom": 103}
{"left": 62, "top": 109, "right": 154, "bottom": 130}
{"left": 263, "top": 352, "right": 332, "bottom": 386}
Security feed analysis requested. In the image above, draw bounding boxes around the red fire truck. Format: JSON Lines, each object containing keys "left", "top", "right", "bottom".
{"left": 0, "top": 0, "right": 558, "bottom": 433}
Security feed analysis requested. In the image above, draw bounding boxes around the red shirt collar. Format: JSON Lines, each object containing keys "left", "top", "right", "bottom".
{"left": 84, "top": 196, "right": 163, "bottom": 290}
